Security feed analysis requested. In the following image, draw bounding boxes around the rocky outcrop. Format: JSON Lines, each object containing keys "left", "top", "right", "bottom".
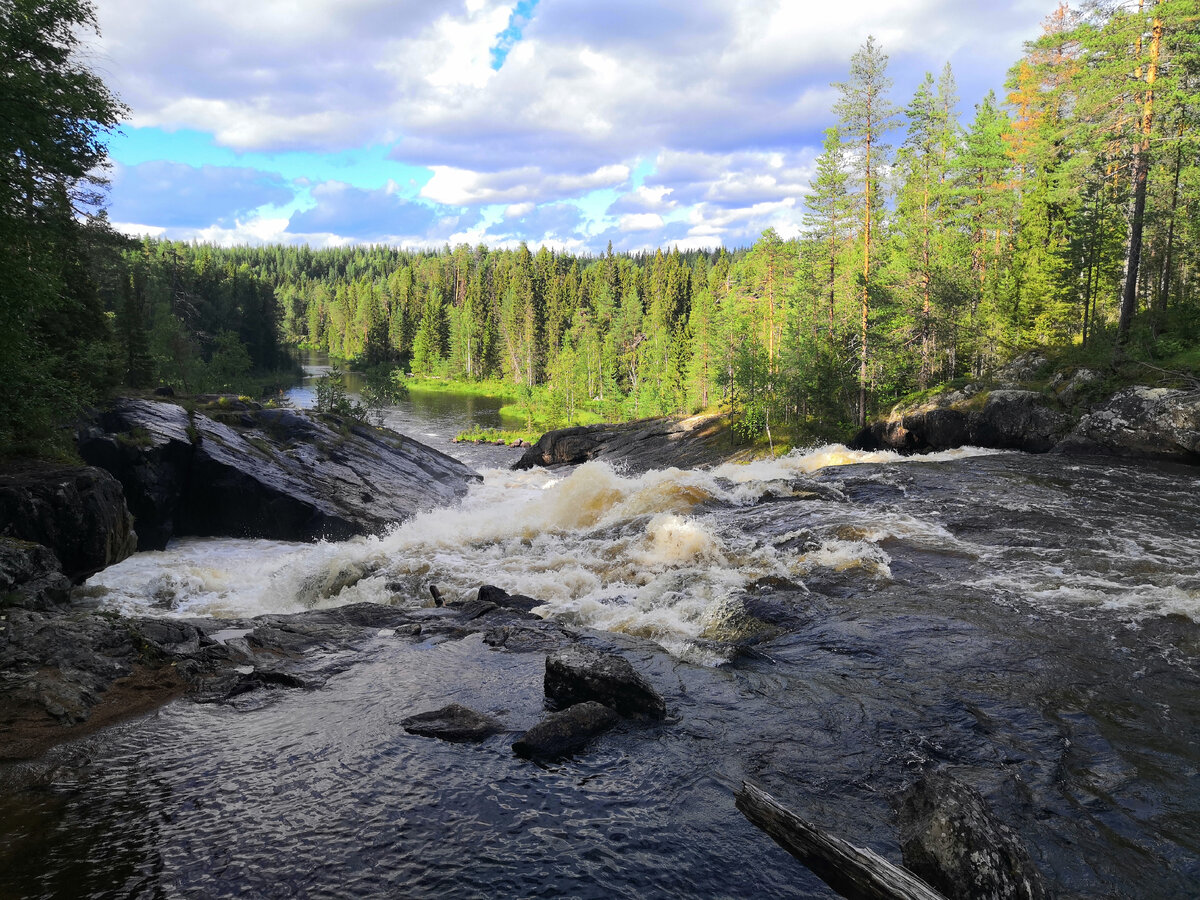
{"left": 402, "top": 703, "right": 505, "bottom": 743}
{"left": 897, "top": 771, "right": 1047, "bottom": 900}
{"left": 0, "top": 538, "right": 72, "bottom": 610}
{"left": 512, "top": 701, "right": 620, "bottom": 761}
{"left": 79, "top": 398, "right": 481, "bottom": 549}
{"left": 544, "top": 645, "right": 667, "bottom": 719}
{"left": 0, "top": 463, "right": 136, "bottom": 581}
{"left": 853, "top": 388, "right": 1072, "bottom": 455}
{"left": 1056, "top": 386, "right": 1200, "bottom": 463}
{"left": 514, "top": 413, "right": 742, "bottom": 473}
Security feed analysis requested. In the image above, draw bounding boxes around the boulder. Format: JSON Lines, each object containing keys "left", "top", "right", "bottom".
{"left": 79, "top": 398, "right": 482, "bottom": 548}
{"left": 1055, "top": 386, "right": 1200, "bottom": 463}
{"left": 402, "top": 703, "right": 505, "bottom": 743}
{"left": 514, "top": 413, "right": 741, "bottom": 473}
{"left": 852, "top": 388, "right": 1070, "bottom": 455}
{"left": 477, "top": 584, "right": 544, "bottom": 613}
{"left": 0, "top": 463, "right": 136, "bottom": 581}
{"left": 544, "top": 645, "right": 666, "bottom": 719}
{"left": 897, "top": 771, "right": 1048, "bottom": 900}
{"left": 968, "top": 390, "right": 1073, "bottom": 453}
{"left": 512, "top": 701, "right": 620, "bottom": 761}
{"left": 0, "top": 538, "right": 71, "bottom": 610}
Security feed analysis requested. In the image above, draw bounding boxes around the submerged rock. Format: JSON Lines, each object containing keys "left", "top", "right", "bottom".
{"left": 897, "top": 771, "right": 1048, "bottom": 900}
{"left": 512, "top": 701, "right": 620, "bottom": 761}
{"left": 544, "top": 645, "right": 666, "bottom": 719}
{"left": 79, "top": 398, "right": 481, "bottom": 548}
{"left": 0, "top": 463, "right": 136, "bottom": 581}
{"left": 402, "top": 703, "right": 505, "bottom": 743}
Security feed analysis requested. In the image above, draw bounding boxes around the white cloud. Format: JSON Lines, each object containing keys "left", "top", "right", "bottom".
{"left": 618, "top": 213, "right": 664, "bottom": 231}
{"left": 420, "top": 164, "right": 630, "bottom": 205}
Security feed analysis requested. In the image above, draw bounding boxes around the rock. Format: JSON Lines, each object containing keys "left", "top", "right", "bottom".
{"left": 544, "top": 645, "right": 666, "bottom": 719}
{"left": 968, "top": 390, "right": 1073, "bottom": 453}
{"left": 514, "top": 413, "right": 741, "bottom": 473}
{"left": 79, "top": 398, "right": 481, "bottom": 548}
{"left": 1049, "top": 368, "right": 1102, "bottom": 407}
{"left": 477, "top": 584, "right": 544, "bottom": 613}
{"left": 512, "top": 701, "right": 620, "bottom": 761}
{"left": 897, "top": 771, "right": 1048, "bottom": 900}
{"left": 402, "top": 703, "right": 505, "bottom": 743}
{"left": 0, "top": 538, "right": 72, "bottom": 610}
{"left": 1055, "top": 386, "right": 1200, "bottom": 463}
{"left": 852, "top": 389, "right": 1070, "bottom": 455}
{"left": 995, "top": 352, "right": 1050, "bottom": 384}
{"left": 0, "top": 463, "right": 136, "bottom": 581}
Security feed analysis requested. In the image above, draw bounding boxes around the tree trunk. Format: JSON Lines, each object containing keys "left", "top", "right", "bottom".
{"left": 736, "top": 783, "right": 948, "bottom": 900}
{"left": 1116, "top": 13, "right": 1162, "bottom": 350}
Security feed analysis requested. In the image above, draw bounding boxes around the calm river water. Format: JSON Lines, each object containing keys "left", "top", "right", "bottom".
{"left": 2, "top": 386, "right": 1199, "bottom": 898}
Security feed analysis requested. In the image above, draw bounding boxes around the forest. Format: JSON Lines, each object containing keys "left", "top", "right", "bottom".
{"left": 3, "top": 0, "right": 1198, "bottom": 455}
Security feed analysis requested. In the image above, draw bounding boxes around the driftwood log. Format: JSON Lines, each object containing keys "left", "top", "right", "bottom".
{"left": 736, "top": 782, "right": 947, "bottom": 900}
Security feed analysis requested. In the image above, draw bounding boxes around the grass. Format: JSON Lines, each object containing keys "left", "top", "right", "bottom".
{"left": 405, "top": 376, "right": 524, "bottom": 401}
{"left": 453, "top": 427, "right": 542, "bottom": 445}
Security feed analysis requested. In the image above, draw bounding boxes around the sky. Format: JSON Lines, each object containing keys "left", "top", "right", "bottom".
{"left": 88, "top": 0, "right": 1061, "bottom": 254}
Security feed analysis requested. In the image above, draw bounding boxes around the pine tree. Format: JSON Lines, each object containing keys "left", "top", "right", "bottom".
{"left": 833, "top": 35, "right": 898, "bottom": 426}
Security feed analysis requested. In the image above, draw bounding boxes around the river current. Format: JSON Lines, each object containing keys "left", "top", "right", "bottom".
{"left": 2, "top": 385, "right": 1199, "bottom": 898}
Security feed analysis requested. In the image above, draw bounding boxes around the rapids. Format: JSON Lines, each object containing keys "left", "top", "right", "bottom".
{"left": 4, "top": 427, "right": 1200, "bottom": 897}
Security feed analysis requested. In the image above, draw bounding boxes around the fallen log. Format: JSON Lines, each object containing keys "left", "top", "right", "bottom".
{"left": 736, "top": 782, "right": 947, "bottom": 900}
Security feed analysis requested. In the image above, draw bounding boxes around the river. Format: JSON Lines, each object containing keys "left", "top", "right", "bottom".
{"left": 2, "top": 386, "right": 1199, "bottom": 898}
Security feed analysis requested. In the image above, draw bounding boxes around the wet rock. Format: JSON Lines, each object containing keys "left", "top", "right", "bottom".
{"left": 0, "top": 538, "right": 71, "bottom": 610}
{"left": 1055, "top": 386, "right": 1200, "bottom": 463}
{"left": 512, "top": 701, "right": 620, "bottom": 761}
{"left": 514, "top": 413, "right": 742, "bottom": 473}
{"left": 0, "top": 463, "right": 136, "bottom": 581}
{"left": 477, "top": 584, "right": 544, "bottom": 613}
{"left": 897, "top": 771, "right": 1048, "bottom": 900}
{"left": 402, "top": 703, "right": 504, "bottom": 743}
{"left": 544, "top": 645, "right": 666, "bottom": 719}
{"left": 79, "top": 398, "right": 481, "bottom": 548}
{"left": 483, "top": 623, "right": 572, "bottom": 653}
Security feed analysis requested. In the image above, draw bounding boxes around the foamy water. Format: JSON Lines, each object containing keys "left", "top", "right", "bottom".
{"left": 84, "top": 443, "right": 1200, "bottom": 661}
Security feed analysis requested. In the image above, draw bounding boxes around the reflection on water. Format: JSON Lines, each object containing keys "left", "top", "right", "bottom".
{"left": 286, "top": 350, "right": 521, "bottom": 469}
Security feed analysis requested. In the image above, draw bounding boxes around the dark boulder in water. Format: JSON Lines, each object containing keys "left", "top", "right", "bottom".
{"left": 544, "top": 645, "right": 666, "bottom": 720}
{"left": 897, "top": 771, "right": 1048, "bottom": 900}
{"left": 78, "top": 398, "right": 481, "bottom": 549}
{"left": 512, "top": 701, "right": 620, "bottom": 761}
{"left": 402, "top": 703, "right": 505, "bottom": 743}
{"left": 477, "top": 584, "right": 544, "bottom": 613}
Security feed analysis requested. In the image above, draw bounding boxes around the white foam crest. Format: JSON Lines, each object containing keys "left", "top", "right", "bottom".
{"left": 712, "top": 443, "right": 1004, "bottom": 483}
{"left": 800, "top": 539, "right": 893, "bottom": 578}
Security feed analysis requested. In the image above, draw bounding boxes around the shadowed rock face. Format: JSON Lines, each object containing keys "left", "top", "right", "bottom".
{"left": 78, "top": 398, "right": 482, "bottom": 549}
{"left": 513, "top": 414, "right": 742, "bottom": 473}
{"left": 0, "top": 464, "right": 136, "bottom": 581}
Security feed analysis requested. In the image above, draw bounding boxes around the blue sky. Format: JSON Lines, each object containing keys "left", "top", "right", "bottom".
{"left": 91, "top": 0, "right": 1060, "bottom": 252}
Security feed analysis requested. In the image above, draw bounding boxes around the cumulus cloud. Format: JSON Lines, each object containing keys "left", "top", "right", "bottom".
{"left": 92, "top": 0, "right": 1062, "bottom": 249}
{"left": 420, "top": 164, "right": 629, "bottom": 205}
